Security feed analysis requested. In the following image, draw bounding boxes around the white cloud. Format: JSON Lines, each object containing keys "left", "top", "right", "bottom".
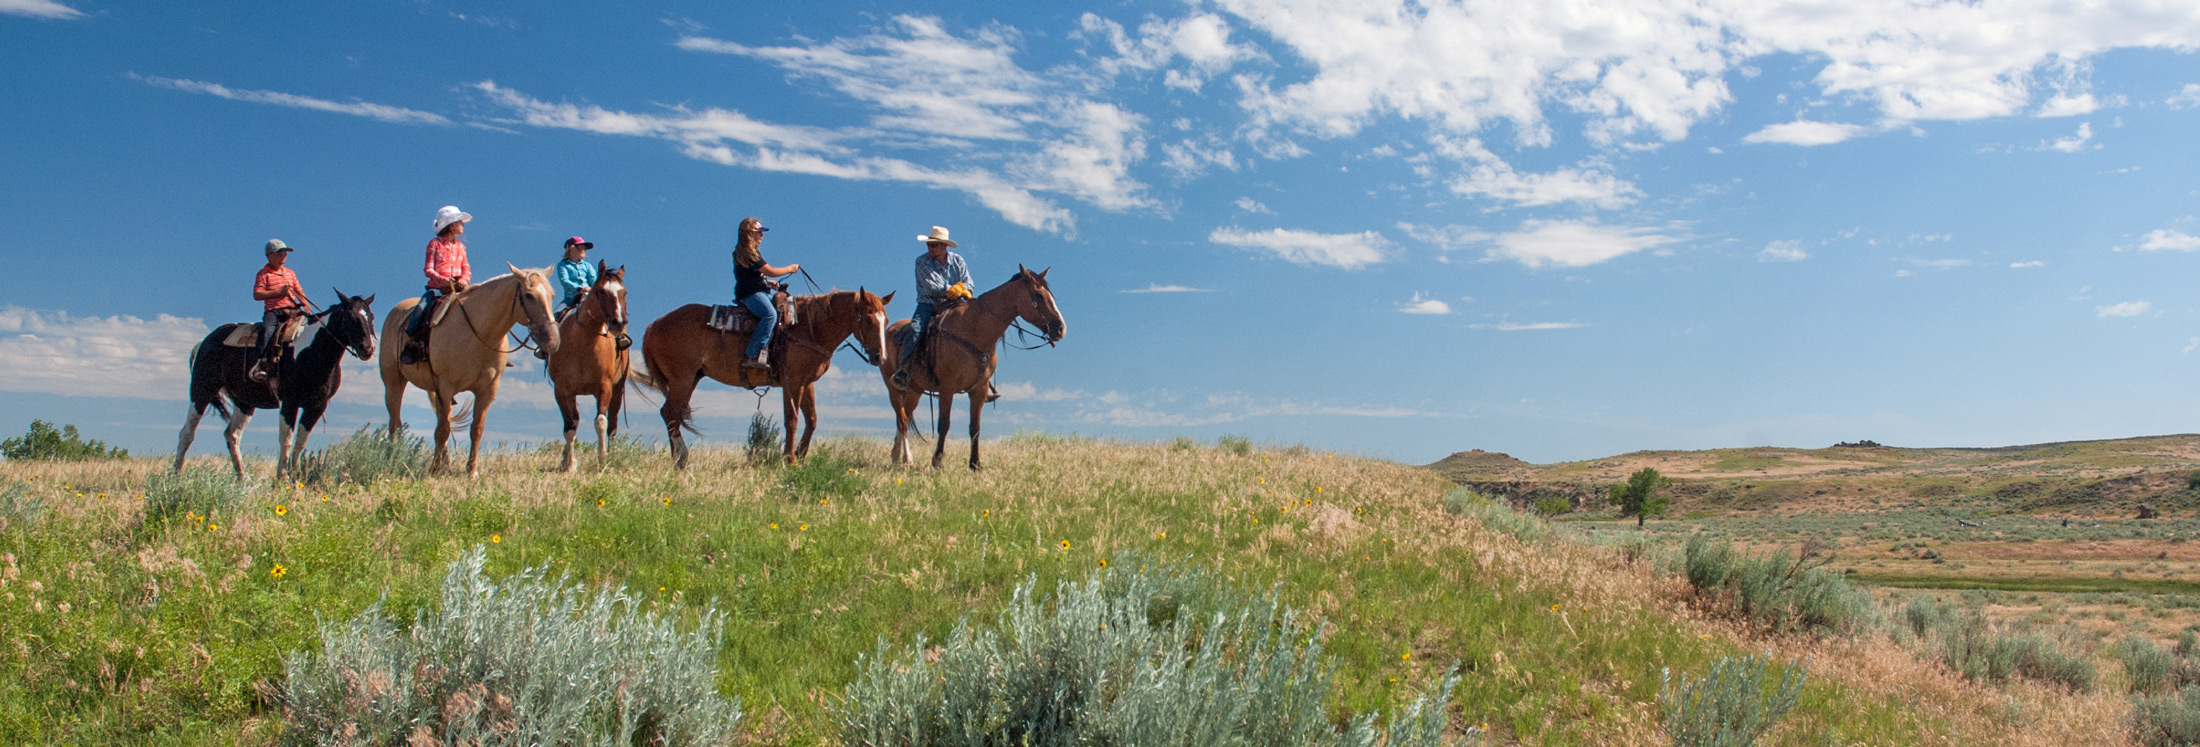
{"left": 1904, "top": 257, "right": 1972, "bottom": 269}
{"left": 1398, "top": 293, "right": 1451, "bottom": 315}
{"left": 1483, "top": 219, "right": 1679, "bottom": 269}
{"left": 2185, "top": 337, "right": 2198, "bottom": 354}
{"left": 1474, "top": 321, "right": 1587, "bottom": 331}
{"left": 1209, "top": 226, "right": 1391, "bottom": 269}
{"left": 1160, "top": 138, "right": 1238, "bottom": 178}
{"left": 1758, "top": 239, "right": 1807, "bottom": 262}
{"left": 2097, "top": 300, "right": 2151, "bottom": 318}
{"left": 993, "top": 381, "right": 1084, "bottom": 402}
{"left": 2010, "top": 260, "right": 2045, "bottom": 268}
{"left": 0, "top": 0, "right": 80, "bottom": 18}
{"left": 2170, "top": 84, "right": 2200, "bottom": 109}
{"left": 1430, "top": 137, "right": 1638, "bottom": 208}
{"left": 0, "top": 307, "right": 208, "bottom": 400}
{"left": 1121, "top": 284, "right": 1214, "bottom": 293}
{"left": 2140, "top": 229, "right": 2200, "bottom": 252}
{"left": 133, "top": 74, "right": 451, "bottom": 125}
{"left": 1233, "top": 196, "right": 1273, "bottom": 214}
{"left": 2046, "top": 122, "right": 2095, "bottom": 153}
{"left": 2036, "top": 93, "right": 2099, "bottom": 117}
{"left": 1057, "top": 391, "right": 1439, "bottom": 427}
{"left": 1396, "top": 222, "right": 1494, "bottom": 251}
{"left": 1742, "top": 120, "right": 1868, "bottom": 146}
{"left": 1075, "top": 12, "right": 1260, "bottom": 92}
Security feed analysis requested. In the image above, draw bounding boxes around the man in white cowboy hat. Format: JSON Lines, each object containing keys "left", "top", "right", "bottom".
{"left": 401, "top": 205, "right": 474, "bottom": 365}
{"left": 248, "top": 239, "right": 313, "bottom": 382}
{"left": 890, "top": 225, "right": 974, "bottom": 391}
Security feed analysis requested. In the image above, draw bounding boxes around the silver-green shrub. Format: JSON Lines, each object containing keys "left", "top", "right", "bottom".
{"left": 2120, "top": 636, "right": 2178, "bottom": 694}
{"left": 0, "top": 481, "right": 43, "bottom": 529}
{"left": 1684, "top": 535, "right": 1872, "bottom": 636}
{"left": 1910, "top": 597, "right": 2096, "bottom": 692}
{"left": 1660, "top": 653, "right": 1807, "bottom": 747}
{"left": 1444, "top": 487, "right": 1549, "bottom": 542}
{"left": 2132, "top": 685, "right": 2200, "bottom": 747}
{"left": 139, "top": 467, "right": 252, "bottom": 533}
{"left": 291, "top": 425, "right": 430, "bottom": 486}
{"left": 838, "top": 555, "right": 1463, "bottom": 747}
{"left": 744, "top": 412, "right": 780, "bottom": 465}
{"left": 273, "top": 547, "right": 741, "bottom": 746}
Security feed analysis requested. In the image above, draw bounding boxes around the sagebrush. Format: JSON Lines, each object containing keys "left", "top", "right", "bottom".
{"left": 289, "top": 426, "right": 430, "bottom": 487}
{"left": 1660, "top": 652, "right": 1807, "bottom": 747}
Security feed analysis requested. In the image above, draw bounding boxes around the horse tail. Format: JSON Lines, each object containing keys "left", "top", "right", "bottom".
{"left": 449, "top": 396, "right": 475, "bottom": 433}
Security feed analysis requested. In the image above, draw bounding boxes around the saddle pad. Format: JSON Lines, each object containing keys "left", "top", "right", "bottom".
{"left": 220, "top": 314, "right": 308, "bottom": 348}
{"left": 707, "top": 304, "right": 757, "bottom": 334}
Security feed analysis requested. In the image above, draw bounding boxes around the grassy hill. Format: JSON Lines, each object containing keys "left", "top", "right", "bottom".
{"left": 0, "top": 435, "right": 2143, "bottom": 745}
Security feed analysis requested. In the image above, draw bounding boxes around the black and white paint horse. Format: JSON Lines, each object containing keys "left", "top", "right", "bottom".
{"left": 173, "top": 291, "right": 377, "bottom": 478}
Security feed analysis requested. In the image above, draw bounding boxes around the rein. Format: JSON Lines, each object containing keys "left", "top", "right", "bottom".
{"left": 452, "top": 282, "right": 540, "bottom": 355}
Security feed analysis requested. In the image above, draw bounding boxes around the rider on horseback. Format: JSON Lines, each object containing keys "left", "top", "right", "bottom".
{"left": 552, "top": 235, "right": 597, "bottom": 320}
{"left": 732, "top": 217, "right": 800, "bottom": 371}
{"left": 247, "top": 239, "right": 312, "bottom": 383}
{"left": 890, "top": 226, "right": 983, "bottom": 395}
{"left": 400, "top": 205, "right": 472, "bottom": 366}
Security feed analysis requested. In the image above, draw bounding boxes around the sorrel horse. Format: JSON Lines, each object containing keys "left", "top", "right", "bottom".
{"left": 377, "top": 264, "right": 560, "bottom": 477}
{"left": 632, "top": 289, "right": 893, "bottom": 468}
{"left": 547, "top": 262, "right": 631, "bottom": 472}
{"left": 880, "top": 267, "right": 1065, "bottom": 470}
{"left": 173, "top": 292, "right": 378, "bottom": 478}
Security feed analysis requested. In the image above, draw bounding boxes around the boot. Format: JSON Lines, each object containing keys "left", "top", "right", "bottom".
{"left": 247, "top": 359, "right": 272, "bottom": 383}
{"left": 985, "top": 383, "right": 1001, "bottom": 404}
{"left": 399, "top": 338, "right": 426, "bottom": 365}
{"left": 741, "top": 349, "right": 770, "bottom": 371}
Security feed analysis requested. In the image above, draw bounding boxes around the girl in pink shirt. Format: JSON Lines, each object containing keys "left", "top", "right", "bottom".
{"left": 402, "top": 206, "right": 473, "bottom": 364}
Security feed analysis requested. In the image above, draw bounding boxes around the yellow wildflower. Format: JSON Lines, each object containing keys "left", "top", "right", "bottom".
{"left": 1551, "top": 604, "right": 1562, "bottom": 611}
{"left": 820, "top": 498, "right": 830, "bottom": 506}
{"left": 1059, "top": 540, "right": 1071, "bottom": 550}
{"left": 1401, "top": 652, "right": 1411, "bottom": 661}
{"left": 270, "top": 564, "right": 287, "bottom": 578}
{"left": 598, "top": 498, "right": 606, "bottom": 507}
{"left": 320, "top": 494, "right": 329, "bottom": 503}
{"left": 207, "top": 523, "right": 219, "bottom": 531}
{"left": 799, "top": 524, "right": 809, "bottom": 531}
{"left": 1315, "top": 486, "right": 1322, "bottom": 493}
{"left": 1098, "top": 559, "right": 1108, "bottom": 568}
{"left": 770, "top": 522, "right": 779, "bottom": 530}
{"left": 274, "top": 505, "right": 287, "bottom": 516}
{"left": 662, "top": 497, "right": 671, "bottom": 506}
{"left": 982, "top": 509, "right": 990, "bottom": 518}
{"left": 491, "top": 534, "right": 501, "bottom": 544}
{"left": 847, "top": 468, "right": 858, "bottom": 474}
{"left": 1156, "top": 532, "right": 1166, "bottom": 540}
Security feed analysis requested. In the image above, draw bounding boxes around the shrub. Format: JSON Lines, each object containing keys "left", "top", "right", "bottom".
{"left": 837, "top": 554, "right": 1463, "bottom": 747}
{"left": 272, "top": 547, "right": 741, "bottom": 746}
{"left": 1218, "top": 434, "right": 1254, "bottom": 457}
{"left": 0, "top": 419, "right": 127, "bottom": 462}
{"left": 289, "top": 425, "right": 430, "bottom": 487}
{"left": 2120, "top": 636, "right": 2178, "bottom": 694}
{"left": 1531, "top": 493, "right": 1573, "bottom": 517}
{"left": 0, "top": 481, "right": 43, "bottom": 530}
{"left": 1444, "top": 487, "right": 1549, "bottom": 542}
{"left": 745, "top": 412, "right": 781, "bottom": 464}
{"left": 1683, "top": 535, "right": 1871, "bottom": 636}
{"left": 139, "top": 468, "right": 252, "bottom": 535}
{"left": 1660, "top": 652, "right": 1807, "bottom": 747}
{"left": 1171, "top": 435, "right": 1197, "bottom": 451}
{"left": 1921, "top": 605, "right": 2097, "bottom": 692}
{"left": 2132, "top": 685, "right": 2200, "bottom": 747}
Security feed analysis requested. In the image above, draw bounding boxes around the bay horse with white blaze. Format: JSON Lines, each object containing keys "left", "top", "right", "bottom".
{"left": 880, "top": 266, "right": 1064, "bottom": 470}
{"left": 632, "top": 288, "right": 893, "bottom": 468}
{"left": 172, "top": 292, "right": 378, "bottom": 478}
{"left": 377, "top": 264, "right": 560, "bottom": 477}
{"left": 547, "top": 262, "right": 631, "bottom": 472}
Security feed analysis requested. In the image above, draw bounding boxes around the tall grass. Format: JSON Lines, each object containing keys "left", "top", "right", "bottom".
{"left": 1443, "top": 487, "right": 1549, "bottom": 542}
{"left": 289, "top": 425, "right": 429, "bottom": 487}
{"left": 745, "top": 413, "right": 780, "bottom": 465}
{"left": 138, "top": 468, "right": 253, "bottom": 536}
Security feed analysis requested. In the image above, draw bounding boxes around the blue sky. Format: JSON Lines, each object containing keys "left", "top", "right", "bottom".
{"left": 4, "top": 0, "right": 2200, "bottom": 464}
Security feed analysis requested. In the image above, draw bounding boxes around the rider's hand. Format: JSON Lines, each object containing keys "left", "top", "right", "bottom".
{"left": 451, "top": 277, "right": 469, "bottom": 293}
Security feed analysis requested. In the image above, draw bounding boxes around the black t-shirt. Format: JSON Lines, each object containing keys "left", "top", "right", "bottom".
{"left": 733, "top": 251, "right": 768, "bottom": 298}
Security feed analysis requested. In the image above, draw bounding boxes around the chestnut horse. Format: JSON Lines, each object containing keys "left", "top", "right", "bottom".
{"left": 377, "top": 265, "right": 560, "bottom": 477}
{"left": 631, "top": 289, "right": 893, "bottom": 468}
{"left": 547, "top": 262, "right": 631, "bottom": 472}
{"left": 880, "top": 267, "right": 1065, "bottom": 470}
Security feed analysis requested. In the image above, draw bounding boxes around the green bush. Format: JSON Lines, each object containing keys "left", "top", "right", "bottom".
{"left": 1914, "top": 600, "right": 2096, "bottom": 692}
{"left": 778, "top": 453, "right": 865, "bottom": 501}
{"left": 139, "top": 468, "right": 253, "bottom": 535}
{"left": 0, "top": 482, "right": 42, "bottom": 530}
{"left": 1684, "top": 534, "right": 1736, "bottom": 591}
{"left": 1444, "top": 487, "right": 1549, "bottom": 542}
{"left": 745, "top": 412, "right": 781, "bottom": 464}
{"left": 1218, "top": 434, "right": 1254, "bottom": 457}
{"left": 0, "top": 419, "right": 127, "bottom": 462}
{"left": 1660, "top": 652, "right": 1807, "bottom": 747}
{"left": 1531, "top": 493, "right": 1573, "bottom": 517}
{"left": 272, "top": 547, "right": 742, "bottom": 746}
{"left": 1683, "top": 535, "right": 1871, "bottom": 636}
{"left": 2132, "top": 685, "right": 2200, "bottom": 747}
{"left": 1171, "top": 435, "right": 1197, "bottom": 451}
{"left": 2120, "top": 636, "right": 2178, "bottom": 694}
{"left": 837, "top": 554, "right": 1463, "bottom": 747}
{"left": 289, "top": 426, "right": 429, "bottom": 487}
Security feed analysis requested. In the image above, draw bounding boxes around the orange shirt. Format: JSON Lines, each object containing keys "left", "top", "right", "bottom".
{"left": 254, "top": 265, "right": 299, "bottom": 311}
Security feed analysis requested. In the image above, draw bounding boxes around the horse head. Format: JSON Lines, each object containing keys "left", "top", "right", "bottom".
{"left": 329, "top": 287, "right": 378, "bottom": 361}
{"left": 508, "top": 262, "right": 562, "bottom": 358}
{"left": 1013, "top": 265, "right": 1066, "bottom": 343}
{"left": 593, "top": 261, "right": 629, "bottom": 339}
{"left": 854, "top": 286, "right": 894, "bottom": 365}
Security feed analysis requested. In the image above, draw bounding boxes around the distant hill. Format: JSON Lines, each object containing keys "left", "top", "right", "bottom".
{"left": 1426, "top": 435, "right": 2200, "bottom": 517}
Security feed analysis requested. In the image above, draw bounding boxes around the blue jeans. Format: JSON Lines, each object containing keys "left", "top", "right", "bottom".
{"left": 909, "top": 301, "right": 936, "bottom": 339}
{"left": 408, "top": 287, "right": 442, "bottom": 339}
{"left": 738, "top": 291, "right": 776, "bottom": 359}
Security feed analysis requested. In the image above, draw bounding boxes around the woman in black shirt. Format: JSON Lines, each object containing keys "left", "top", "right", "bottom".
{"left": 731, "top": 217, "right": 801, "bottom": 369}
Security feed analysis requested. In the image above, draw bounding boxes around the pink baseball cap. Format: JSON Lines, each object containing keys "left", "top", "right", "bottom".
{"left": 564, "top": 236, "right": 595, "bottom": 250}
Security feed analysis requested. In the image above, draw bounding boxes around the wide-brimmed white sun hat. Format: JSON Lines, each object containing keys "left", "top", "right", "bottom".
{"left": 917, "top": 226, "right": 957, "bottom": 248}
{"left": 432, "top": 205, "right": 473, "bottom": 234}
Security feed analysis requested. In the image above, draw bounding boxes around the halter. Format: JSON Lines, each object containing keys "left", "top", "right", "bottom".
{"left": 452, "top": 277, "right": 548, "bottom": 355}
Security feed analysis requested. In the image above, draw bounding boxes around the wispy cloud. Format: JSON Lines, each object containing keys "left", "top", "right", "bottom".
{"left": 1484, "top": 219, "right": 1679, "bottom": 269}
{"left": 1397, "top": 293, "right": 1451, "bottom": 315}
{"left": 2044, "top": 122, "right": 2095, "bottom": 153}
{"left": 1473, "top": 321, "right": 1586, "bottom": 331}
{"left": 1209, "top": 226, "right": 1390, "bottom": 269}
{"left": 2097, "top": 300, "right": 2151, "bottom": 318}
{"left": 1232, "top": 196, "right": 1272, "bottom": 214}
{"left": 2010, "top": 260, "right": 2045, "bottom": 268}
{"left": 1396, "top": 222, "right": 1494, "bottom": 252}
{"left": 0, "top": 0, "right": 83, "bottom": 19}
{"left": 131, "top": 74, "right": 451, "bottom": 125}
{"left": 1757, "top": 240, "right": 1807, "bottom": 262}
{"left": 1903, "top": 257, "right": 1972, "bottom": 269}
{"left": 2167, "top": 84, "right": 2200, "bottom": 110}
{"left": 2139, "top": 229, "right": 2200, "bottom": 252}
{"left": 0, "top": 307, "right": 207, "bottom": 399}
{"left": 1743, "top": 120, "right": 1869, "bottom": 146}
{"left": 1430, "top": 136, "right": 1637, "bottom": 208}
{"left": 1121, "top": 284, "right": 1213, "bottom": 293}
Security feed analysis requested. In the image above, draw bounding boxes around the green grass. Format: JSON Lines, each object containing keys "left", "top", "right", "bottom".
{"left": 1849, "top": 573, "right": 2200, "bottom": 595}
{"left": 0, "top": 438, "right": 2039, "bottom": 745}
{"left": 1707, "top": 451, "right": 1787, "bottom": 472}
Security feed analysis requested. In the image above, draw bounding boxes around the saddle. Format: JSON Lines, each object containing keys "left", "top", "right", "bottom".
{"left": 220, "top": 312, "right": 308, "bottom": 348}
{"left": 704, "top": 291, "right": 798, "bottom": 334}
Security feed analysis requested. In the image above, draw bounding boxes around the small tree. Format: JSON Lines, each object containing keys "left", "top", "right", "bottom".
{"left": 1, "top": 420, "right": 128, "bottom": 462}
{"left": 1609, "top": 467, "right": 1670, "bottom": 527}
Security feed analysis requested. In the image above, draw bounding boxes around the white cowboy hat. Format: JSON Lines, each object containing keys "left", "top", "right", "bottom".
{"left": 432, "top": 205, "right": 473, "bottom": 233}
{"left": 916, "top": 226, "right": 957, "bottom": 248}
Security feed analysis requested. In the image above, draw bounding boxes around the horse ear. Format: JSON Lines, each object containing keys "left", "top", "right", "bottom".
{"left": 1039, "top": 267, "right": 1050, "bottom": 279}
{"left": 363, "top": 294, "right": 376, "bottom": 305}
{"left": 880, "top": 290, "right": 896, "bottom": 305}
{"left": 506, "top": 261, "right": 523, "bottom": 276}
{"left": 332, "top": 286, "right": 347, "bottom": 301}
{"left": 1018, "top": 263, "right": 1028, "bottom": 276}
{"left": 598, "top": 259, "right": 609, "bottom": 273}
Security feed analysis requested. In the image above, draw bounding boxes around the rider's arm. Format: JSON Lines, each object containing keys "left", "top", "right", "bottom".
{"left": 761, "top": 262, "right": 800, "bottom": 278}
{"left": 253, "top": 286, "right": 287, "bottom": 301}
{"left": 947, "top": 255, "right": 972, "bottom": 289}
{"left": 915, "top": 259, "right": 949, "bottom": 300}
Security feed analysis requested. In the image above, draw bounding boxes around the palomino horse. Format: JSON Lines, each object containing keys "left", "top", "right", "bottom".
{"left": 173, "top": 292, "right": 378, "bottom": 478}
{"left": 547, "top": 262, "right": 631, "bottom": 472}
{"left": 377, "top": 264, "right": 560, "bottom": 477}
{"left": 880, "top": 267, "right": 1065, "bottom": 470}
{"left": 632, "top": 289, "right": 893, "bottom": 468}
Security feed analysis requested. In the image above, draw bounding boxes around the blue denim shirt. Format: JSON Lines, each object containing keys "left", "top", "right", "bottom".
{"left": 554, "top": 259, "right": 597, "bottom": 305}
{"left": 914, "top": 251, "right": 970, "bottom": 303}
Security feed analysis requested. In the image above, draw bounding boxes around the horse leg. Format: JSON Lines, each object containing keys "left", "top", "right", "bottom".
{"left": 558, "top": 392, "right": 580, "bottom": 473}
{"left": 430, "top": 391, "right": 453, "bottom": 474}
{"left": 797, "top": 385, "right": 819, "bottom": 459}
{"left": 931, "top": 393, "right": 954, "bottom": 470}
{"left": 607, "top": 369, "right": 626, "bottom": 437}
{"left": 592, "top": 391, "right": 609, "bottom": 464}
{"left": 276, "top": 404, "right": 298, "bottom": 480}
{"left": 293, "top": 401, "right": 325, "bottom": 479}
{"left": 967, "top": 390, "right": 984, "bottom": 471}
{"left": 781, "top": 386, "right": 799, "bottom": 466}
{"left": 891, "top": 388, "right": 916, "bottom": 465}
{"left": 173, "top": 400, "right": 208, "bottom": 473}
{"left": 466, "top": 389, "right": 493, "bottom": 478}
{"left": 384, "top": 372, "right": 407, "bottom": 439}
{"left": 660, "top": 372, "right": 697, "bottom": 470}
{"left": 224, "top": 406, "right": 255, "bottom": 479}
